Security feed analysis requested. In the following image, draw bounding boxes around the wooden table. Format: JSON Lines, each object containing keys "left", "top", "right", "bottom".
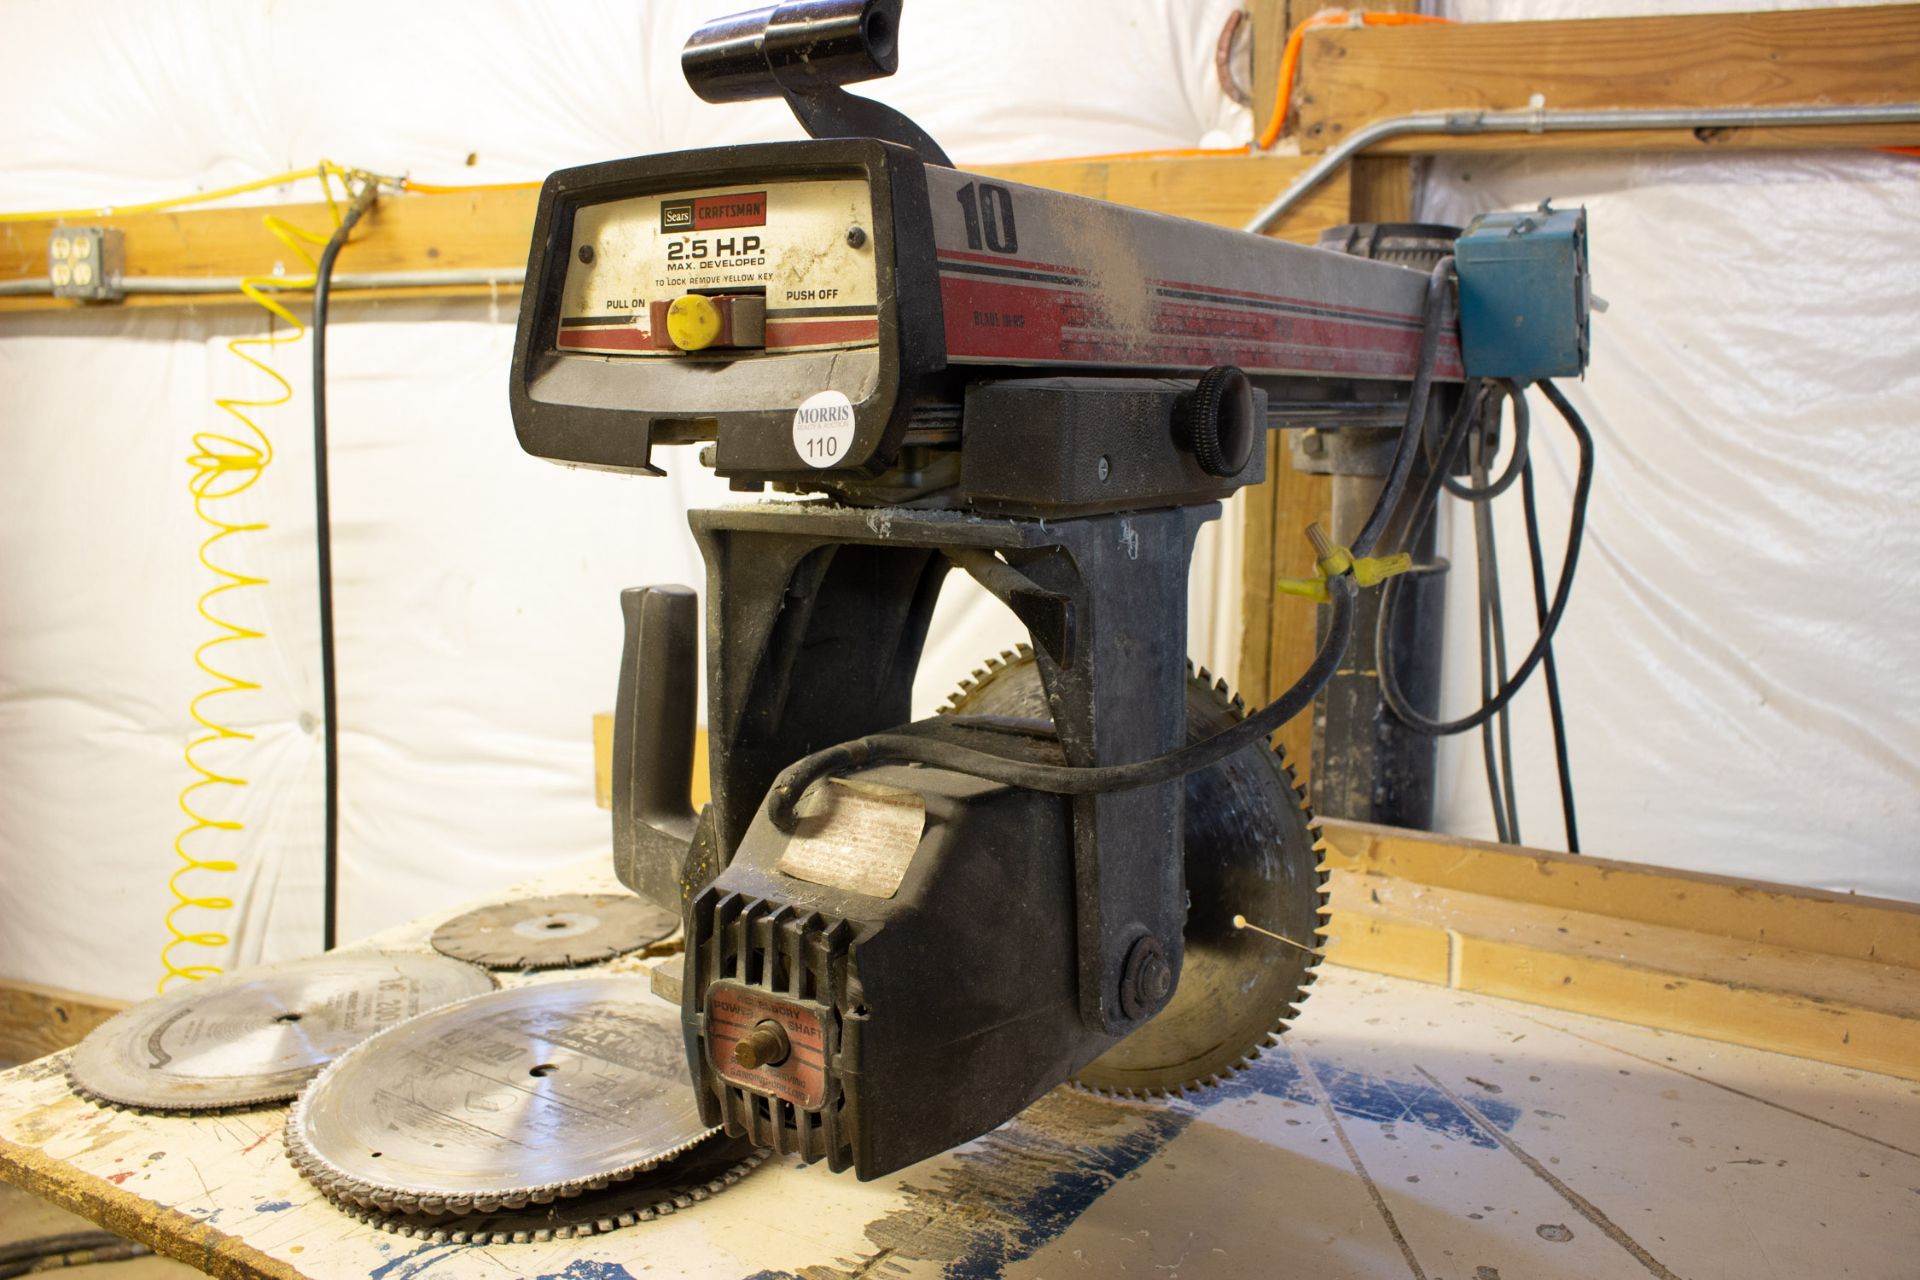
{"left": 2, "top": 861, "right": 1915, "bottom": 1280}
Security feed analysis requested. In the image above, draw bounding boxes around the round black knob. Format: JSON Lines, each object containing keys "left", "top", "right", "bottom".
{"left": 1181, "top": 366, "right": 1256, "bottom": 478}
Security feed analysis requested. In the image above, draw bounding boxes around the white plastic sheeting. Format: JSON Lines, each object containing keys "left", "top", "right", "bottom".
{"left": 1422, "top": 148, "right": 1920, "bottom": 901}
{"left": 1414, "top": 0, "right": 1920, "bottom": 900}
{"left": 0, "top": 0, "right": 1249, "bottom": 998}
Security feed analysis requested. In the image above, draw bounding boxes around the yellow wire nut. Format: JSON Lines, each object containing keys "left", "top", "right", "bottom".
{"left": 164, "top": 165, "right": 364, "bottom": 992}
{"left": 1275, "top": 523, "right": 1413, "bottom": 603}
{"left": 665, "top": 294, "right": 723, "bottom": 351}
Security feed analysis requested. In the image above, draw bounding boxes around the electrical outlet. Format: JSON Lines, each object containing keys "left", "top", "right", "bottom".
{"left": 47, "top": 226, "right": 125, "bottom": 302}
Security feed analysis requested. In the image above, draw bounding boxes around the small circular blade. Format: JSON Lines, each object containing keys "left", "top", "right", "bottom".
{"left": 286, "top": 975, "right": 715, "bottom": 1215}
{"left": 68, "top": 952, "right": 496, "bottom": 1112}
{"left": 943, "top": 648, "right": 1325, "bottom": 1098}
{"left": 431, "top": 893, "right": 680, "bottom": 970}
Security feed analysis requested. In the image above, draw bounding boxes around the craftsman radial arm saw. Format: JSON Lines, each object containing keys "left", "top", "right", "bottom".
{"left": 508, "top": 0, "right": 1590, "bottom": 1181}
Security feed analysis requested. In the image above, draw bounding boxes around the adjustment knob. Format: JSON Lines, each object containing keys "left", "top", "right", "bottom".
{"left": 1180, "top": 366, "right": 1256, "bottom": 478}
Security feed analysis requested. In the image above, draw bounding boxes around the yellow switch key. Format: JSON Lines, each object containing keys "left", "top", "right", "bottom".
{"left": 665, "top": 294, "right": 723, "bottom": 351}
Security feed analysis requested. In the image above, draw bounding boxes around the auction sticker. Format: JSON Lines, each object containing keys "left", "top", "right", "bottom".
{"left": 793, "top": 390, "right": 855, "bottom": 468}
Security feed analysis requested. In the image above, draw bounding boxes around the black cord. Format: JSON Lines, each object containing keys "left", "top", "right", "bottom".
{"left": 1473, "top": 423, "right": 1522, "bottom": 841}
{"left": 1470, "top": 422, "right": 1518, "bottom": 844}
{"left": 0, "top": 1234, "right": 132, "bottom": 1267}
{"left": 1376, "top": 378, "right": 1594, "bottom": 739}
{"left": 1444, "top": 377, "right": 1531, "bottom": 502}
{"left": 0, "top": 1232, "right": 150, "bottom": 1278}
{"left": 763, "top": 259, "right": 1451, "bottom": 833}
{"left": 314, "top": 180, "right": 378, "bottom": 952}
{"left": 1522, "top": 449, "right": 1581, "bottom": 853}
{"left": 767, "top": 576, "right": 1358, "bottom": 830}
{"left": 1351, "top": 257, "right": 1455, "bottom": 558}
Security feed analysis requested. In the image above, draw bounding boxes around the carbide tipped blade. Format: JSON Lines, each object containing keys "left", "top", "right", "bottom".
{"left": 68, "top": 952, "right": 496, "bottom": 1112}
{"left": 430, "top": 893, "right": 680, "bottom": 970}
{"left": 337, "top": 1137, "right": 770, "bottom": 1245}
{"left": 943, "top": 648, "right": 1326, "bottom": 1098}
{"left": 287, "top": 975, "right": 715, "bottom": 1215}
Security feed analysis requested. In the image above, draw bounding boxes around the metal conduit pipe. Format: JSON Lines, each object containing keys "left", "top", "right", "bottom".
{"left": 1246, "top": 101, "right": 1920, "bottom": 234}
{"left": 0, "top": 267, "right": 527, "bottom": 298}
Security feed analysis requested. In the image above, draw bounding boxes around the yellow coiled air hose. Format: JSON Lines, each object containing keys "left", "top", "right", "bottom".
{"left": 164, "top": 164, "right": 358, "bottom": 990}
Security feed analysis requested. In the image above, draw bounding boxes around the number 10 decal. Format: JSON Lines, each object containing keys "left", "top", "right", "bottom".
{"left": 956, "top": 182, "right": 1018, "bottom": 255}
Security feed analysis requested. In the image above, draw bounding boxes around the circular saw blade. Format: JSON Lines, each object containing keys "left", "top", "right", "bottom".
{"left": 430, "top": 893, "right": 679, "bottom": 970}
{"left": 943, "top": 648, "right": 1326, "bottom": 1098}
{"left": 337, "top": 1137, "right": 770, "bottom": 1245}
{"left": 68, "top": 952, "right": 495, "bottom": 1112}
{"left": 286, "top": 975, "right": 717, "bottom": 1215}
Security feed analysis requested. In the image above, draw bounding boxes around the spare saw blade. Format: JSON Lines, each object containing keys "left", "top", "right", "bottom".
{"left": 286, "top": 975, "right": 715, "bottom": 1215}
{"left": 338, "top": 1137, "right": 770, "bottom": 1245}
{"left": 68, "top": 952, "right": 495, "bottom": 1112}
{"left": 430, "top": 892, "right": 680, "bottom": 970}
{"left": 943, "top": 648, "right": 1327, "bottom": 1098}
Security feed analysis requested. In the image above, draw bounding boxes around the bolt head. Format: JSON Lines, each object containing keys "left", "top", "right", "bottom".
{"left": 1119, "top": 935, "right": 1172, "bottom": 1021}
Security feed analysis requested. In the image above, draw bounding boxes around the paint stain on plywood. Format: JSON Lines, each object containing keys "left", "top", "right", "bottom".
{"left": 1208, "top": 1053, "right": 1524, "bottom": 1147}
{"left": 793, "top": 1090, "right": 1190, "bottom": 1280}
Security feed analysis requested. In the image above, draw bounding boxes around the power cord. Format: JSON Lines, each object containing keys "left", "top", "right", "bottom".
{"left": 1376, "top": 377, "right": 1592, "bottom": 852}
{"left": 312, "top": 178, "right": 380, "bottom": 951}
{"left": 764, "top": 261, "right": 1460, "bottom": 831}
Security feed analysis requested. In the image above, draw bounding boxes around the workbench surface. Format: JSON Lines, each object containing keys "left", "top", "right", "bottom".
{"left": 2, "top": 863, "right": 1915, "bottom": 1280}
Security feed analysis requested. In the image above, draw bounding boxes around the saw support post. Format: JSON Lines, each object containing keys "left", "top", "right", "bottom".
{"left": 656, "top": 500, "right": 1215, "bottom": 1036}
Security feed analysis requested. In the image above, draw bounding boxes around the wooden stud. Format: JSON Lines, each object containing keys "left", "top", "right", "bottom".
{"left": 1320, "top": 817, "right": 1920, "bottom": 969}
{"left": 1327, "top": 872, "right": 1920, "bottom": 1081}
{"left": 1295, "top": 4, "right": 1920, "bottom": 155}
{"left": 0, "top": 980, "right": 125, "bottom": 1064}
{"left": 0, "top": 157, "right": 1344, "bottom": 315}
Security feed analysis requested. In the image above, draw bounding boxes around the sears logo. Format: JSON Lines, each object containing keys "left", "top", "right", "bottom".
{"left": 661, "top": 191, "right": 767, "bottom": 232}
{"left": 660, "top": 199, "right": 695, "bottom": 231}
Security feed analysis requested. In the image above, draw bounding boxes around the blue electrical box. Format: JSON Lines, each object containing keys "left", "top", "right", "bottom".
{"left": 1454, "top": 203, "right": 1590, "bottom": 382}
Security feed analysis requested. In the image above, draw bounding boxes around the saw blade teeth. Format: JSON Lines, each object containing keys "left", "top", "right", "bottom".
{"left": 956, "top": 647, "right": 1327, "bottom": 1101}
{"left": 286, "top": 978, "right": 716, "bottom": 1217}
{"left": 330, "top": 1146, "right": 767, "bottom": 1246}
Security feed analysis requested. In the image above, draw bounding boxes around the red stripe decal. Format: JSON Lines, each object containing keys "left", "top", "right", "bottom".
{"left": 558, "top": 328, "right": 652, "bottom": 351}
{"left": 936, "top": 248, "right": 1089, "bottom": 275}
{"left": 765, "top": 317, "right": 879, "bottom": 349}
{"left": 941, "top": 275, "right": 1462, "bottom": 379}
{"left": 1150, "top": 276, "right": 1426, "bottom": 325}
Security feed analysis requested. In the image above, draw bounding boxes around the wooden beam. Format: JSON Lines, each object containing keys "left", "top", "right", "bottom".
{"left": 1235, "top": 0, "right": 1412, "bottom": 781}
{"left": 0, "top": 157, "right": 1344, "bottom": 316}
{"left": 0, "top": 189, "right": 540, "bottom": 315}
{"left": 1319, "top": 819, "right": 1920, "bottom": 1080}
{"left": 0, "top": 979, "right": 125, "bottom": 1064}
{"left": 1295, "top": 4, "right": 1920, "bottom": 154}
{"left": 1321, "top": 818, "right": 1920, "bottom": 968}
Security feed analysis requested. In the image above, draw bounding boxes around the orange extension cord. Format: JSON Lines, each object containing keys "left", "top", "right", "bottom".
{"left": 1258, "top": 9, "right": 1452, "bottom": 151}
